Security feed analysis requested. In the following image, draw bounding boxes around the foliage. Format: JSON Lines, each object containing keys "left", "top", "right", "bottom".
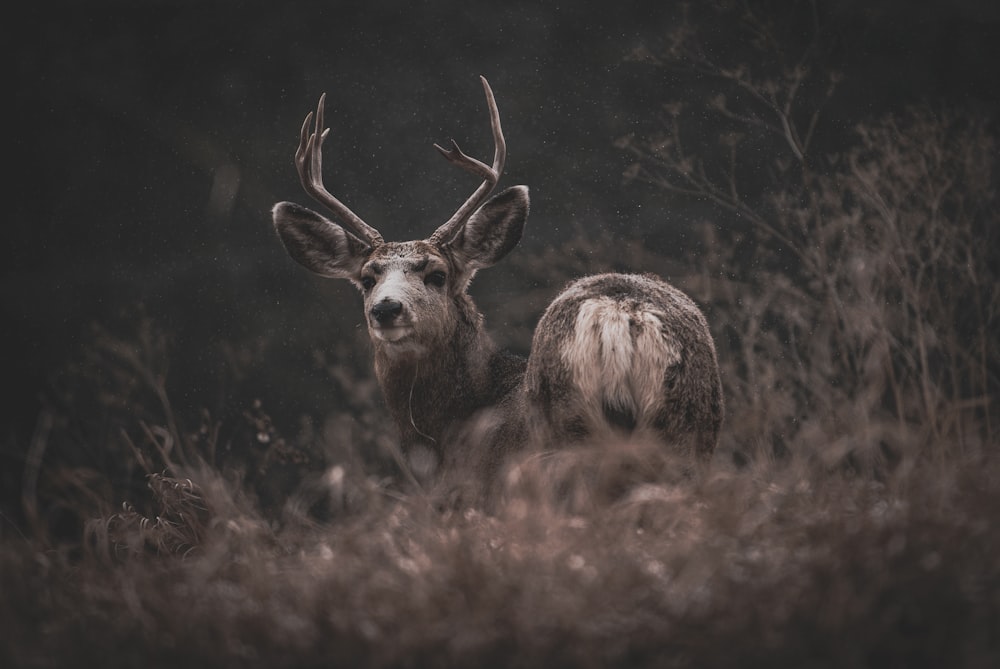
{"left": 3, "top": 410, "right": 998, "bottom": 667}
{"left": 617, "top": 1, "right": 999, "bottom": 467}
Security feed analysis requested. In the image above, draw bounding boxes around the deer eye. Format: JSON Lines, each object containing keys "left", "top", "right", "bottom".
{"left": 424, "top": 271, "right": 447, "bottom": 288}
{"left": 360, "top": 276, "right": 376, "bottom": 291}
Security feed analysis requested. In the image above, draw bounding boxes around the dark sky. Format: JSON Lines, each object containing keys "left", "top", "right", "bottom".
{"left": 6, "top": 0, "right": 999, "bottom": 444}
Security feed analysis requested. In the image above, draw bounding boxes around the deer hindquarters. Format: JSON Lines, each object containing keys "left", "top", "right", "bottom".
{"left": 524, "top": 273, "right": 723, "bottom": 458}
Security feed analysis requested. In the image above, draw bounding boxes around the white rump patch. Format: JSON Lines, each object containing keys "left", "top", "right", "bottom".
{"left": 562, "top": 297, "right": 682, "bottom": 428}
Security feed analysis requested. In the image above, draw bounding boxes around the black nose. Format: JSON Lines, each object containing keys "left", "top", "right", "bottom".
{"left": 371, "top": 299, "right": 403, "bottom": 325}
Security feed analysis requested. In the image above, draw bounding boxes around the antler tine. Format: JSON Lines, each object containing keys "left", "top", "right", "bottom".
{"left": 295, "top": 93, "right": 384, "bottom": 247}
{"left": 428, "top": 76, "right": 507, "bottom": 245}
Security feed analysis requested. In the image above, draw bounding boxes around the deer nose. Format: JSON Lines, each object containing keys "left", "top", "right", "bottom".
{"left": 371, "top": 299, "right": 403, "bottom": 325}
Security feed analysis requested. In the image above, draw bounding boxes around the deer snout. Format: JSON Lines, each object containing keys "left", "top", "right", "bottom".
{"left": 371, "top": 299, "right": 404, "bottom": 325}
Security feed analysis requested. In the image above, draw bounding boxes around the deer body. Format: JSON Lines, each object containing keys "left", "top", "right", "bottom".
{"left": 527, "top": 272, "right": 722, "bottom": 459}
{"left": 272, "top": 78, "right": 722, "bottom": 484}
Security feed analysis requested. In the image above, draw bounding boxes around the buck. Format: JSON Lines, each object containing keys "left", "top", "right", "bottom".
{"left": 272, "top": 77, "right": 723, "bottom": 486}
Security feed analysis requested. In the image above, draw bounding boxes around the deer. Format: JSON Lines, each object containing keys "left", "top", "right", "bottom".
{"left": 272, "top": 76, "right": 723, "bottom": 493}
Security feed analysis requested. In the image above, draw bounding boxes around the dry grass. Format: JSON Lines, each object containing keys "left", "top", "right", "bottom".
{"left": 3, "top": 427, "right": 997, "bottom": 668}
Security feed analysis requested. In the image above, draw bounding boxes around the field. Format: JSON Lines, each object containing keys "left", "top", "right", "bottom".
{"left": 4, "top": 113, "right": 998, "bottom": 660}
{"left": 5, "top": 6, "right": 999, "bottom": 666}
{"left": 2, "top": 400, "right": 997, "bottom": 668}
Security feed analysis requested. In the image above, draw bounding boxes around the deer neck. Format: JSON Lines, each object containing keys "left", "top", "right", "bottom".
{"left": 372, "top": 297, "right": 498, "bottom": 446}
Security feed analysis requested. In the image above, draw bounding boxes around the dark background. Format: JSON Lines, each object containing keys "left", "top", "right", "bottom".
{"left": 6, "top": 0, "right": 999, "bottom": 454}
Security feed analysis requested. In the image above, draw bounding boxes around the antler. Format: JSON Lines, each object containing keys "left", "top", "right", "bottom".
{"left": 428, "top": 76, "right": 507, "bottom": 245}
{"left": 295, "top": 94, "right": 384, "bottom": 247}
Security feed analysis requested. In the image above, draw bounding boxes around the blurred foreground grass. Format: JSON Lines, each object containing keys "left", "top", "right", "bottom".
{"left": 2, "top": 419, "right": 997, "bottom": 668}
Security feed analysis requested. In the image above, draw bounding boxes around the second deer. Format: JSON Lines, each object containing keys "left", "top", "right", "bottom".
{"left": 272, "top": 77, "right": 723, "bottom": 488}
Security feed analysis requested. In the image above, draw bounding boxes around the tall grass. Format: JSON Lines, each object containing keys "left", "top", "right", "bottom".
{"left": 3, "top": 411, "right": 997, "bottom": 667}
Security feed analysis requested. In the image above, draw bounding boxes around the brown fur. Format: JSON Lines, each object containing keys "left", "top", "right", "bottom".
{"left": 272, "top": 86, "right": 722, "bottom": 491}
{"left": 275, "top": 190, "right": 723, "bottom": 487}
{"left": 526, "top": 274, "right": 723, "bottom": 461}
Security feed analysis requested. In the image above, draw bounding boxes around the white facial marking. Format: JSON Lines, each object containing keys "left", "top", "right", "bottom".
{"left": 370, "top": 268, "right": 414, "bottom": 318}
{"left": 372, "top": 326, "right": 411, "bottom": 342}
{"left": 361, "top": 248, "right": 453, "bottom": 359}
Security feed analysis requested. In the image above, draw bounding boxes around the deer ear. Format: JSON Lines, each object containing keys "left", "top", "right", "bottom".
{"left": 272, "top": 202, "right": 369, "bottom": 279}
{"left": 447, "top": 186, "right": 529, "bottom": 270}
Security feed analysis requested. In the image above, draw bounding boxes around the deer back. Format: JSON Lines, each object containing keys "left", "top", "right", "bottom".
{"left": 525, "top": 273, "right": 723, "bottom": 460}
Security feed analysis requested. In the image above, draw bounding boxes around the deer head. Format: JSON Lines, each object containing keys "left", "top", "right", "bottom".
{"left": 272, "top": 77, "right": 529, "bottom": 360}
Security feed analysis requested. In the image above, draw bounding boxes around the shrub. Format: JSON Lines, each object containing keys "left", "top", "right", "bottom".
{"left": 617, "top": 5, "right": 998, "bottom": 468}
